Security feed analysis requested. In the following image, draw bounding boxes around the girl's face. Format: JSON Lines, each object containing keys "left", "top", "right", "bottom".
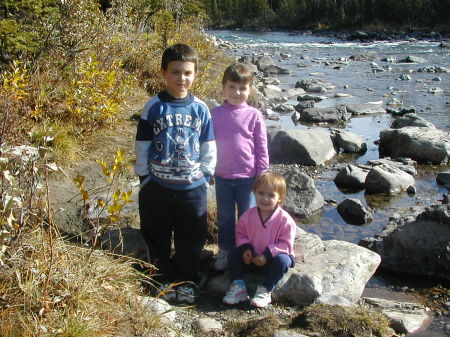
{"left": 223, "top": 80, "right": 251, "bottom": 106}
{"left": 254, "top": 183, "right": 284, "bottom": 215}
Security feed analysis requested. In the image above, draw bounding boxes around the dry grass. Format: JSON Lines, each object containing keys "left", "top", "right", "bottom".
{"left": 290, "top": 303, "right": 394, "bottom": 337}
{"left": 225, "top": 315, "right": 284, "bottom": 337}
{"left": 0, "top": 228, "right": 165, "bottom": 337}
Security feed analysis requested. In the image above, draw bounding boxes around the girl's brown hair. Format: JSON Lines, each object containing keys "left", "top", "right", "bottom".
{"left": 222, "top": 62, "right": 253, "bottom": 87}
{"left": 253, "top": 171, "right": 287, "bottom": 201}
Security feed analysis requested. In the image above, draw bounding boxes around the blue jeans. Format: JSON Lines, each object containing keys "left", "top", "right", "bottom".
{"left": 228, "top": 247, "right": 293, "bottom": 292}
{"left": 215, "top": 176, "right": 256, "bottom": 250}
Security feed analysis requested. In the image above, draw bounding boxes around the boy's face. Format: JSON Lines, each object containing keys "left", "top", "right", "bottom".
{"left": 223, "top": 80, "right": 251, "bottom": 106}
{"left": 161, "top": 60, "right": 196, "bottom": 99}
{"left": 254, "top": 183, "right": 283, "bottom": 215}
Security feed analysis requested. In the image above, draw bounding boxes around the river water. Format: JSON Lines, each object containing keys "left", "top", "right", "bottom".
{"left": 209, "top": 30, "right": 450, "bottom": 335}
{"left": 209, "top": 29, "right": 450, "bottom": 244}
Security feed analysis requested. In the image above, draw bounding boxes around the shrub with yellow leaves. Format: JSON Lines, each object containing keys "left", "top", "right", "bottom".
{"left": 74, "top": 149, "right": 133, "bottom": 247}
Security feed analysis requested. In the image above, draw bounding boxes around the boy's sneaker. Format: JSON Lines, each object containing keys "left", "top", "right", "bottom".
{"left": 250, "top": 285, "right": 271, "bottom": 308}
{"left": 222, "top": 281, "right": 249, "bottom": 305}
{"left": 157, "top": 283, "right": 177, "bottom": 302}
{"left": 214, "top": 248, "right": 228, "bottom": 270}
{"left": 176, "top": 285, "right": 197, "bottom": 304}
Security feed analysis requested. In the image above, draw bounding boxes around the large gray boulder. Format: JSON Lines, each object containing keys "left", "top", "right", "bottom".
{"left": 295, "top": 78, "right": 335, "bottom": 92}
{"left": 263, "top": 64, "right": 290, "bottom": 75}
{"left": 272, "top": 231, "right": 381, "bottom": 305}
{"left": 330, "top": 129, "right": 367, "bottom": 153}
{"left": 391, "top": 113, "right": 435, "bottom": 129}
{"left": 282, "top": 87, "right": 306, "bottom": 98}
{"left": 337, "top": 198, "right": 373, "bottom": 225}
{"left": 359, "top": 204, "right": 450, "bottom": 281}
{"left": 334, "top": 164, "right": 370, "bottom": 190}
{"left": 283, "top": 169, "right": 324, "bottom": 218}
{"left": 365, "top": 164, "right": 415, "bottom": 194}
{"left": 256, "top": 55, "right": 275, "bottom": 71}
{"left": 295, "top": 106, "right": 351, "bottom": 124}
{"left": 207, "top": 230, "right": 381, "bottom": 306}
{"left": 436, "top": 171, "right": 450, "bottom": 185}
{"left": 379, "top": 127, "right": 450, "bottom": 164}
{"left": 269, "top": 129, "right": 337, "bottom": 166}
{"left": 361, "top": 298, "right": 432, "bottom": 335}
{"left": 345, "top": 103, "right": 386, "bottom": 115}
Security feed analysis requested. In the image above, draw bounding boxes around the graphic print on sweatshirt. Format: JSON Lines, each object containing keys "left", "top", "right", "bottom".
{"left": 150, "top": 123, "right": 202, "bottom": 184}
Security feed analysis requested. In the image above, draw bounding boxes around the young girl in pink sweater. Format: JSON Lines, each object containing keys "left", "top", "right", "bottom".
{"left": 222, "top": 171, "right": 296, "bottom": 308}
{"left": 211, "top": 63, "right": 269, "bottom": 271}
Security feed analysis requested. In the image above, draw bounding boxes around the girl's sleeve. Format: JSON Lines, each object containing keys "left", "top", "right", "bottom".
{"left": 268, "top": 217, "right": 296, "bottom": 257}
{"left": 199, "top": 107, "right": 217, "bottom": 179}
{"left": 253, "top": 111, "right": 269, "bottom": 176}
{"left": 235, "top": 212, "right": 252, "bottom": 248}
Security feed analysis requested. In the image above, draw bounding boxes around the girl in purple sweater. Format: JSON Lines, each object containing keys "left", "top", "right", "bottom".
{"left": 211, "top": 63, "right": 269, "bottom": 271}
{"left": 222, "top": 171, "right": 296, "bottom": 308}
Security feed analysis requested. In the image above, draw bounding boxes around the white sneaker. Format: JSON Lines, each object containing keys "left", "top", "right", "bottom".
{"left": 176, "top": 285, "right": 196, "bottom": 304}
{"left": 250, "top": 285, "right": 271, "bottom": 308}
{"left": 157, "top": 283, "right": 176, "bottom": 301}
{"left": 222, "top": 281, "right": 249, "bottom": 305}
{"left": 214, "top": 248, "right": 228, "bottom": 270}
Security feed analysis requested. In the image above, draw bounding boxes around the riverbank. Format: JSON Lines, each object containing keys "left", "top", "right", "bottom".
{"left": 43, "top": 29, "right": 450, "bottom": 336}
{"left": 207, "top": 25, "right": 450, "bottom": 42}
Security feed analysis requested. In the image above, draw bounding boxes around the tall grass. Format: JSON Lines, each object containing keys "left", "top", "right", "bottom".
{"left": 0, "top": 1, "right": 228, "bottom": 335}
{"left": 0, "top": 229, "right": 163, "bottom": 336}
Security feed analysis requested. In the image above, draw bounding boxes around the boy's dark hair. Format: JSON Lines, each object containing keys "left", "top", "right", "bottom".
{"left": 253, "top": 171, "right": 287, "bottom": 203}
{"left": 222, "top": 62, "right": 254, "bottom": 87}
{"left": 161, "top": 44, "right": 198, "bottom": 71}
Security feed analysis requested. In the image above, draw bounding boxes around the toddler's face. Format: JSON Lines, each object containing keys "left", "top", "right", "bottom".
{"left": 223, "top": 80, "right": 251, "bottom": 106}
{"left": 254, "top": 184, "right": 283, "bottom": 214}
{"left": 161, "top": 60, "right": 196, "bottom": 99}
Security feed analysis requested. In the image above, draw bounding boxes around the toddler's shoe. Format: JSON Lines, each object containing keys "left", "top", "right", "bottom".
{"left": 214, "top": 248, "right": 228, "bottom": 270}
{"left": 176, "top": 285, "right": 197, "bottom": 304}
{"left": 157, "top": 283, "right": 177, "bottom": 302}
{"left": 222, "top": 280, "right": 249, "bottom": 305}
{"left": 250, "top": 285, "right": 271, "bottom": 308}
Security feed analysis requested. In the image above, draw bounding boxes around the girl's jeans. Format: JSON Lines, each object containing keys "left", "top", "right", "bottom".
{"left": 228, "top": 247, "right": 293, "bottom": 292}
{"left": 215, "top": 176, "right": 256, "bottom": 250}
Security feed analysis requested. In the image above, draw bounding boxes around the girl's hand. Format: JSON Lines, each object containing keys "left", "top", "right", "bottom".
{"left": 242, "top": 250, "right": 252, "bottom": 264}
{"left": 252, "top": 254, "right": 267, "bottom": 266}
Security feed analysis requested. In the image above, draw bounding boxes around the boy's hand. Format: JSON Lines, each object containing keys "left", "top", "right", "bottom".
{"left": 242, "top": 249, "right": 252, "bottom": 264}
{"left": 252, "top": 254, "right": 267, "bottom": 267}
{"left": 209, "top": 176, "right": 215, "bottom": 185}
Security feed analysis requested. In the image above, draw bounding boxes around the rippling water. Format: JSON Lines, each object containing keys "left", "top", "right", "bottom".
{"left": 209, "top": 29, "right": 450, "bottom": 244}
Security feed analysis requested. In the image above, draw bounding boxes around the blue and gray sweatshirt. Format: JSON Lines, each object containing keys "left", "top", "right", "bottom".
{"left": 134, "top": 90, "right": 216, "bottom": 190}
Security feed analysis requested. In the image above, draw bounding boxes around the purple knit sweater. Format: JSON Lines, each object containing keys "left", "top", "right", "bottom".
{"left": 211, "top": 102, "right": 269, "bottom": 179}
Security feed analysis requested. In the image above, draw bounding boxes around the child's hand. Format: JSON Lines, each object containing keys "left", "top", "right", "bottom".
{"left": 242, "top": 250, "right": 252, "bottom": 264}
{"left": 209, "top": 176, "right": 215, "bottom": 185}
{"left": 252, "top": 254, "right": 267, "bottom": 267}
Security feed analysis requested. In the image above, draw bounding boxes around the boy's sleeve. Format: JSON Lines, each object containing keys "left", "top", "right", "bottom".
{"left": 199, "top": 107, "right": 217, "bottom": 180}
{"left": 254, "top": 111, "right": 269, "bottom": 176}
{"left": 134, "top": 101, "right": 154, "bottom": 177}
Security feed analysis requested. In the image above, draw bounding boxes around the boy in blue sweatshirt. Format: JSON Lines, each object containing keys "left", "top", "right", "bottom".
{"left": 134, "top": 44, "right": 216, "bottom": 303}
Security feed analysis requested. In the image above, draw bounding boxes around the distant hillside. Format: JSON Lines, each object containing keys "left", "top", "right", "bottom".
{"left": 201, "top": 0, "right": 450, "bottom": 31}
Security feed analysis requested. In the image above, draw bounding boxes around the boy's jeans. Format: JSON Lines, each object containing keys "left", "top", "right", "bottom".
{"left": 215, "top": 176, "right": 256, "bottom": 251}
{"left": 139, "top": 179, "right": 208, "bottom": 284}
